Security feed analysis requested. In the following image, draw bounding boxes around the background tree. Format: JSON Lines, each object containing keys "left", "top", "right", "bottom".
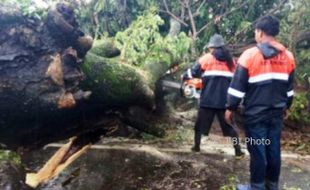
{"left": 278, "top": 0, "right": 310, "bottom": 126}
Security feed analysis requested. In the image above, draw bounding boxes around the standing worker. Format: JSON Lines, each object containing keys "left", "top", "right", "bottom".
{"left": 225, "top": 16, "right": 295, "bottom": 190}
{"left": 182, "top": 34, "right": 244, "bottom": 158}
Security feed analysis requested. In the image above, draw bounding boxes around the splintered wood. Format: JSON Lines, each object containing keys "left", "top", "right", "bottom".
{"left": 26, "top": 138, "right": 91, "bottom": 188}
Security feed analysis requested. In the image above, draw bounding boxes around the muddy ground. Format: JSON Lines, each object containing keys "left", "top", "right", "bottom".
{"left": 22, "top": 119, "right": 310, "bottom": 190}
{"left": 2, "top": 106, "right": 310, "bottom": 190}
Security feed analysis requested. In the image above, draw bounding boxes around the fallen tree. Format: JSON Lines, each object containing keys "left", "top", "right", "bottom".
{"left": 0, "top": 3, "right": 93, "bottom": 148}
{"left": 0, "top": 3, "right": 172, "bottom": 188}
{"left": 0, "top": 3, "right": 170, "bottom": 150}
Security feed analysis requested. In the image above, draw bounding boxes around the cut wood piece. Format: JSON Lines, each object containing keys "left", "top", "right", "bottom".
{"left": 26, "top": 137, "right": 91, "bottom": 188}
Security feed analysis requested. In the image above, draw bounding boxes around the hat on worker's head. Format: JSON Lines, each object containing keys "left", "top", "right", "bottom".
{"left": 204, "top": 34, "right": 226, "bottom": 50}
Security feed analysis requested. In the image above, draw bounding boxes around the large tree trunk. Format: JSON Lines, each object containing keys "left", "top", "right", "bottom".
{"left": 0, "top": 3, "right": 167, "bottom": 150}
{"left": 0, "top": 3, "right": 94, "bottom": 149}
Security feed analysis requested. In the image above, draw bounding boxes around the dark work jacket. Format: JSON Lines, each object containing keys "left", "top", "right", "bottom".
{"left": 183, "top": 53, "right": 235, "bottom": 109}
{"left": 226, "top": 40, "right": 295, "bottom": 124}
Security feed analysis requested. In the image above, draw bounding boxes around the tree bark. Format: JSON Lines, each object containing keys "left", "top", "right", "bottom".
{"left": 0, "top": 3, "right": 95, "bottom": 149}
{"left": 81, "top": 52, "right": 155, "bottom": 110}
{"left": 0, "top": 3, "right": 168, "bottom": 150}
{"left": 296, "top": 30, "right": 310, "bottom": 46}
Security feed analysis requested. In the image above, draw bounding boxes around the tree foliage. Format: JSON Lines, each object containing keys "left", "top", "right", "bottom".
{"left": 115, "top": 8, "right": 192, "bottom": 67}
{"left": 288, "top": 93, "right": 310, "bottom": 126}
{"left": 278, "top": 0, "right": 310, "bottom": 126}
{"left": 1, "top": 0, "right": 51, "bottom": 19}
{"left": 75, "top": 0, "right": 158, "bottom": 37}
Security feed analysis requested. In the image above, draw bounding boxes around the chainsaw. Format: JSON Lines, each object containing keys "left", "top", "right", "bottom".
{"left": 161, "top": 78, "right": 202, "bottom": 99}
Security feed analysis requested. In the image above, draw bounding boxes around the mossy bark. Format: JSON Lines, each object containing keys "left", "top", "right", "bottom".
{"left": 88, "top": 39, "right": 121, "bottom": 58}
{"left": 82, "top": 53, "right": 155, "bottom": 109}
{"left": 81, "top": 40, "right": 173, "bottom": 110}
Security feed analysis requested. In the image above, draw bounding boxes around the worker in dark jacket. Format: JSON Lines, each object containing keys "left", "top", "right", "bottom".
{"left": 183, "top": 34, "right": 244, "bottom": 158}
{"left": 225, "top": 16, "right": 295, "bottom": 190}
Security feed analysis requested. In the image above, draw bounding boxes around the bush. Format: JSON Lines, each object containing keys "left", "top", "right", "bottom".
{"left": 288, "top": 92, "right": 310, "bottom": 127}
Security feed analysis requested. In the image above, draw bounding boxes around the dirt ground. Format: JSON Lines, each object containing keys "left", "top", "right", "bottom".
{"left": 22, "top": 134, "right": 310, "bottom": 190}
{"left": 19, "top": 108, "right": 310, "bottom": 190}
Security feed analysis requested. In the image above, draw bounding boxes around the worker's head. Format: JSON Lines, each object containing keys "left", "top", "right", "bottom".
{"left": 204, "top": 34, "right": 234, "bottom": 71}
{"left": 254, "top": 15, "right": 280, "bottom": 43}
{"left": 204, "top": 34, "right": 226, "bottom": 52}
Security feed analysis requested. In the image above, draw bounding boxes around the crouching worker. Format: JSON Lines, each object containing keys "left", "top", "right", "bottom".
{"left": 182, "top": 34, "right": 244, "bottom": 158}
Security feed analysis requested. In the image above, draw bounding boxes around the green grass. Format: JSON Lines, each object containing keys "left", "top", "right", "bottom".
{"left": 219, "top": 174, "right": 237, "bottom": 190}
{"left": 0, "top": 150, "right": 21, "bottom": 165}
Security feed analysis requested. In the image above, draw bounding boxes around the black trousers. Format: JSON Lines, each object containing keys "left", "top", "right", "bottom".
{"left": 194, "top": 107, "right": 240, "bottom": 148}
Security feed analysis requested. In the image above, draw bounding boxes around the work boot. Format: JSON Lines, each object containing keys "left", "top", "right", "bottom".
{"left": 232, "top": 136, "right": 245, "bottom": 159}
{"left": 266, "top": 180, "right": 279, "bottom": 190}
{"left": 234, "top": 146, "right": 245, "bottom": 159}
{"left": 191, "top": 145, "right": 200, "bottom": 152}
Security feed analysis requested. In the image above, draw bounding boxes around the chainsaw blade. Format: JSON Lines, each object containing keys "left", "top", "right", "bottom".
{"left": 161, "top": 80, "right": 182, "bottom": 89}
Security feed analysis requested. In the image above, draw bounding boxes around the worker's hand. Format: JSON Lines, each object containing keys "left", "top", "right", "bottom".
{"left": 225, "top": 110, "right": 233, "bottom": 124}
